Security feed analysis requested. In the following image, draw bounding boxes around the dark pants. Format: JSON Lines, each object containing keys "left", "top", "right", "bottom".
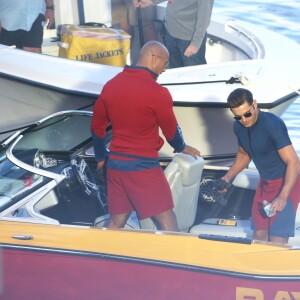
{"left": 165, "top": 29, "right": 207, "bottom": 68}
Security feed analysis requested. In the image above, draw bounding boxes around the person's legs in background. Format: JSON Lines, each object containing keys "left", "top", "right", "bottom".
{"left": 164, "top": 29, "right": 184, "bottom": 68}
{"left": 165, "top": 31, "right": 208, "bottom": 68}
{"left": 22, "top": 14, "right": 45, "bottom": 53}
{"left": 181, "top": 32, "right": 207, "bottom": 66}
{"left": 111, "top": 0, "right": 133, "bottom": 36}
{"left": 0, "top": 13, "right": 44, "bottom": 53}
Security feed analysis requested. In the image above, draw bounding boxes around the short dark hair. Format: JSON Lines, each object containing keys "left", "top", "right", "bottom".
{"left": 227, "top": 88, "right": 254, "bottom": 108}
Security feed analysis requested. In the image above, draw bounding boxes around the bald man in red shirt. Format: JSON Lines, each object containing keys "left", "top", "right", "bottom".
{"left": 91, "top": 41, "right": 200, "bottom": 231}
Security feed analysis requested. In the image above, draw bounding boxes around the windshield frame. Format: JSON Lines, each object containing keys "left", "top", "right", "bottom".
{"left": 0, "top": 110, "right": 93, "bottom": 214}
{"left": 7, "top": 135, "right": 65, "bottom": 182}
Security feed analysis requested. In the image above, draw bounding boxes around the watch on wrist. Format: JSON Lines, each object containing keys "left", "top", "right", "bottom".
{"left": 46, "top": 5, "right": 54, "bottom": 10}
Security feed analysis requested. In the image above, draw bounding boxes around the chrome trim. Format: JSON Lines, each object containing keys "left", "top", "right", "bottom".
{"left": 6, "top": 135, "right": 65, "bottom": 183}
{"left": 2, "top": 243, "right": 300, "bottom": 281}
{"left": 0, "top": 181, "right": 60, "bottom": 225}
{"left": 36, "top": 110, "right": 92, "bottom": 124}
{"left": 1, "top": 130, "right": 21, "bottom": 147}
{"left": 12, "top": 235, "right": 33, "bottom": 240}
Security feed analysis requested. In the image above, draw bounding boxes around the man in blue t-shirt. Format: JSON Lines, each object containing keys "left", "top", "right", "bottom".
{"left": 220, "top": 88, "right": 300, "bottom": 244}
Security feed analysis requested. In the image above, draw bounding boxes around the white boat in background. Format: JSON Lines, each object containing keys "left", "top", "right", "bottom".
{"left": 0, "top": 1, "right": 300, "bottom": 163}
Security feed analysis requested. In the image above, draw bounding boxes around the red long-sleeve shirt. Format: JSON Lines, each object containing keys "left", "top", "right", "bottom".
{"left": 91, "top": 66, "right": 185, "bottom": 161}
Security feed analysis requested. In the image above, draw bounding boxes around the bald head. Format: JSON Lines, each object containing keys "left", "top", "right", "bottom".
{"left": 139, "top": 41, "right": 169, "bottom": 60}
{"left": 136, "top": 41, "right": 169, "bottom": 76}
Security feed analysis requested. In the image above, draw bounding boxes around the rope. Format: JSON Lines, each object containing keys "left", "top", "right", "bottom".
{"left": 161, "top": 76, "right": 242, "bottom": 86}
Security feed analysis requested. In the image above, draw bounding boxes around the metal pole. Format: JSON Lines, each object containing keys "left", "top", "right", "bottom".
{"left": 77, "top": 0, "right": 85, "bottom": 25}
{"left": 137, "top": 0, "right": 145, "bottom": 47}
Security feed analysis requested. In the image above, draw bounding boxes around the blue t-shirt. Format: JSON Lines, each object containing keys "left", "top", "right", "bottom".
{"left": 234, "top": 111, "right": 291, "bottom": 180}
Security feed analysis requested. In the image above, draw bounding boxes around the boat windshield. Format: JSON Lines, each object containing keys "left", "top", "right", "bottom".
{"left": 13, "top": 113, "right": 92, "bottom": 152}
{"left": 0, "top": 151, "right": 49, "bottom": 212}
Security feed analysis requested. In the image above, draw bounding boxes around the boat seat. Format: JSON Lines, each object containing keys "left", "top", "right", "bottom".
{"left": 232, "top": 169, "right": 260, "bottom": 190}
{"left": 189, "top": 170, "right": 260, "bottom": 235}
{"left": 95, "top": 154, "right": 205, "bottom": 232}
{"left": 139, "top": 154, "right": 205, "bottom": 232}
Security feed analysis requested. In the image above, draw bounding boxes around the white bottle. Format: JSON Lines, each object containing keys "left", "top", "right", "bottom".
{"left": 262, "top": 200, "right": 276, "bottom": 217}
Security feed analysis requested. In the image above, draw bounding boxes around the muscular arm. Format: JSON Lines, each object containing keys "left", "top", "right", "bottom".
{"left": 271, "top": 145, "right": 300, "bottom": 212}
{"left": 155, "top": 89, "right": 185, "bottom": 151}
{"left": 91, "top": 95, "right": 109, "bottom": 163}
{"left": 222, "top": 146, "right": 251, "bottom": 183}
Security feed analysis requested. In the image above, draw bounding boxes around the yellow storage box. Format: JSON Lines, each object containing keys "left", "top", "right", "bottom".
{"left": 58, "top": 24, "right": 131, "bottom": 66}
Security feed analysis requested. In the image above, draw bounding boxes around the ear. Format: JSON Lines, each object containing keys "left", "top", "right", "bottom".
{"left": 253, "top": 99, "right": 258, "bottom": 109}
{"left": 151, "top": 54, "right": 158, "bottom": 67}
{"left": 151, "top": 55, "right": 160, "bottom": 73}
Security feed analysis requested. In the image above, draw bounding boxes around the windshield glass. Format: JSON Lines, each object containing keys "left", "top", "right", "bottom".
{"left": 0, "top": 113, "right": 92, "bottom": 212}
{"left": 14, "top": 113, "right": 92, "bottom": 152}
{"left": 0, "top": 151, "right": 50, "bottom": 211}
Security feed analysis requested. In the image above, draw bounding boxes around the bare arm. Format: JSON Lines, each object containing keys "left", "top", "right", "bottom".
{"left": 222, "top": 146, "right": 251, "bottom": 183}
{"left": 45, "top": 0, "right": 55, "bottom": 29}
{"left": 184, "top": 0, "right": 213, "bottom": 57}
{"left": 271, "top": 145, "right": 300, "bottom": 212}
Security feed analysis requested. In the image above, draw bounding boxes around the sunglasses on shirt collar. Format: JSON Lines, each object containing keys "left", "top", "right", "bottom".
{"left": 233, "top": 105, "right": 254, "bottom": 120}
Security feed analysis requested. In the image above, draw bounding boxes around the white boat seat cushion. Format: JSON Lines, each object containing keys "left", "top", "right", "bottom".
{"left": 140, "top": 154, "right": 205, "bottom": 232}
{"left": 232, "top": 170, "right": 260, "bottom": 190}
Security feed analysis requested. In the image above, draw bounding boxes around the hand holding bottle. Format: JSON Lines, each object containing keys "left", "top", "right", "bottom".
{"left": 262, "top": 200, "right": 276, "bottom": 217}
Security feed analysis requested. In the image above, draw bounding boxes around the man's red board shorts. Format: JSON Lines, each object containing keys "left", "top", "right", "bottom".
{"left": 252, "top": 176, "right": 300, "bottom": 238}
{"left": 106, "top": 153, "right": 174, "bottom": 219}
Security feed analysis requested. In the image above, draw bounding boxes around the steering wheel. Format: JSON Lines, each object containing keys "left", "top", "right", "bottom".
{"left": 71, "top": 156, "right": 99, "bottom": 197}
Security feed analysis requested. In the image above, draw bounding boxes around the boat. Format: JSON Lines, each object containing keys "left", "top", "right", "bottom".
{"left": 0, "top": 1, "right": 300, "bottom": 163}
{"left": 2, "top": 222, "right": 300, "bottom": 299}
{"left": 0, "top": 110, "right": 300, "bottom": 299}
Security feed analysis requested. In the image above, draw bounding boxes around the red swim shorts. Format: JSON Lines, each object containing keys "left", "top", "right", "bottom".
{"left": 252, "top": 176, "right": 300, "bottom": 237}
{"left": 106, "top": 167, "right": 174, "bottom": 219}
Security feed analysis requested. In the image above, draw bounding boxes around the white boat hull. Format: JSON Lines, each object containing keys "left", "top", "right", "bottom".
{"left": 0, "top": 12, "right": 299, "bottom": 161}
